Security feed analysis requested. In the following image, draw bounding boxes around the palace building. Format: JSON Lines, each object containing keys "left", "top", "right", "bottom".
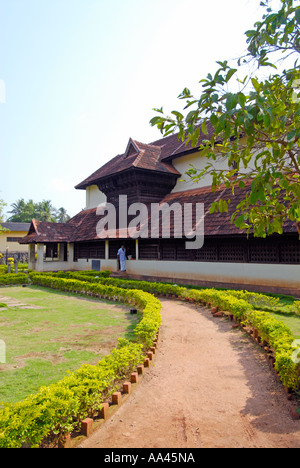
{"left": 20, "top": 126, "right": 300, "bottom": 296}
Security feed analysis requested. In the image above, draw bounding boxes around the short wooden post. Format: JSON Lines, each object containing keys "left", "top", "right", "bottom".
{"left": 112, "top": 392, "right": 122, "bottom": 405}
{"left": 130, "top": 372, "right": 139, "bottom": 383}
{"left": 99, "top": 402, "right": 109, "bottom": 420}
{"left": 123, "top": 381, "right": 131, "bottom": 394}
{"left": 58, "top": 433, "right": 72, "bottom": 448}
{"left": 81, "top": 418, "right": 93, "bottom": 437}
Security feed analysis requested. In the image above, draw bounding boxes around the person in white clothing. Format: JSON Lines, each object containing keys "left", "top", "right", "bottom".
{"left": 117, "top": 245, "right": 127, "bottom": 272}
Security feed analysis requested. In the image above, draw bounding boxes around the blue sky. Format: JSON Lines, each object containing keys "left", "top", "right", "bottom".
{"left": 0, "top": 0, "right": 264, "bottom": 218}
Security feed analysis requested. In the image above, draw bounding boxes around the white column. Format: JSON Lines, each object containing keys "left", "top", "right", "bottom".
{"left": 36, "top": 243, "right": 44, "bottom": 271}
{"left": 135, "top": 239, "right": 139, "bottom": 261}
{"left": 68, "top": 243, "right": 74, "bottom": 263}
{"left": 57, "top": 243, "right": 65, "bottom": 262}
{"left": 105, "top": 240, "right": 109, "bottom": 260}
{"left": 28, "top": 244, "right": 36, "bottom": 270}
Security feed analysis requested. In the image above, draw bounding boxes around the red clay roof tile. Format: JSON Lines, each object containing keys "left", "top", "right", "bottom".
{"left": 20, "top": 183, "right": 298, "bottom": 244}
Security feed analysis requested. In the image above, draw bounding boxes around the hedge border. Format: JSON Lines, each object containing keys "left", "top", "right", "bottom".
{"left": 29, "top": 271, "right": 300, "bottom": 389}
{"left": 0, "top": 273, "right": 162, "bottom": 448}
{"left": 47, "top": 271, "right": 300, "bottom": 390}
{"left": 0, "top": 271, "right": 299, "bottom": 447}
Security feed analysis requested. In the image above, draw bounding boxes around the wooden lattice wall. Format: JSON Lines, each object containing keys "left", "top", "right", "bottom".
{"left": 73, "top": 236, "right": 300, "bottom": 265}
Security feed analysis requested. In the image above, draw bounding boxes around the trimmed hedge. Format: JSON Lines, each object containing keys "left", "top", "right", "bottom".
{"left": 0, "top": 272, "right": 162, "bottom": 448}
{"left": 0, "top": 339, "right": 144, "bottom": 448}
{"left": 31, "top": 272, "right": 300, "bottom": 389}
{"left": 175, "top": 287, "right": 300, "bottom": 389}
{"left": 0, "top": 273, "right": 29, "bottom": 285}
{"left": 0, "top": 270, "right": 299, "bottom": 447}
{"left": 294, "top": 301, "right": 300, "bottom": 316}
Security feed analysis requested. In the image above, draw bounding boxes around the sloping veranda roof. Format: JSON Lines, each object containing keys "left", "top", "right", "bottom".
{"left": 19, "top": 183, "right": 298, "bottom": 245}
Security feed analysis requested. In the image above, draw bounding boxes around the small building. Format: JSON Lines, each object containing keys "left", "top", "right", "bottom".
{"left": 0, "top": 222, "right": 31, "bottom": 261}
{"left": 20, "top": 129, "right": 300, "bottom": 296}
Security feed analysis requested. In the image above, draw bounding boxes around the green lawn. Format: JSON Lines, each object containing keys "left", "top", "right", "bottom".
{"left": 259, "top": 294, "right": 300, "bottom": 339}
{"left": 270, "top": 312, "right": 300, "bottom": 339}
{"left": 0, "top": 286, "right": 139, "bottom": 404}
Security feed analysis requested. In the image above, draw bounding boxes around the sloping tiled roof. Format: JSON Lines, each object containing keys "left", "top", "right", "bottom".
{"left": 19, "top": 185, "right": 299, "bottom": 244}
{"left": 1, "top": 222, "right": 31, "bottom": 232}
{"left": 19, "top": 219, "right": 75, "bottom": 244}
{"left": 75, "top": 139, "right": 181, "bottom": 190}
{"left": 75, "top": 123, "right": 214, "bottom": 190}
{"left": 150, "top": 121, "right": 215, "bottom": 161}
{"left": 160, "top": 184, "right": 298, "bottom": 237}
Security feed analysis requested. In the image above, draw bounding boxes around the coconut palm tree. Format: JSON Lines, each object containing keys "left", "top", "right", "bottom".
{"left": 56, "top": 207, "right": 70, "bottom": 223}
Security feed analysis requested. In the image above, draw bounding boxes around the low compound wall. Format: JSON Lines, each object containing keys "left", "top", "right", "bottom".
{"left": 101, "top": 260, "right": 300, "bottom": 297}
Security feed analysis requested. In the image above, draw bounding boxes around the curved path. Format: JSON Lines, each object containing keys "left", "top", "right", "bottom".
{"left": 80, "top": 299, "right": 300, "bottom": 448}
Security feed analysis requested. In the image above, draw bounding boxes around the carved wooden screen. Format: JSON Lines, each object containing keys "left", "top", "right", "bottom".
{"left": 137, "top": 236, "right": 299, "bottom": 264}
{"left": 139, "top": 242, "right": 159, "bottom": 260}
{"left": 74, "top": 241, "right": 105, "bottom": 260}
{"left": 279, "top": 242, "right": 300, "bottom": 264}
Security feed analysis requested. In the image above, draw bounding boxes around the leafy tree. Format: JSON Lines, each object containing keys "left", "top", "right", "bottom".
{"left": 8, "top": 199, "right": 35, "bottom": 223}
{"left": 35, "top": 200, "right": 57, "bottom": 222}
{"left": 0, "top": 198, "right": 7, "bottom": 235}
{"left": 0, "top": 198, "right": 6, "bottom": 223}
{"left": 8, "top": 199, "right": 70, "bottom": 223}
{"left": 150, "top": 0, "right": 300, "bottom": 238}
{"left": 56, "top": 207, "right": 70, "bottom": 223}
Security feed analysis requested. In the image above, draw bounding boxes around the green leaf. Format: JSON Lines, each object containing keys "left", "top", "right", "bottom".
{"left": 238, "top": 93, "right": 247, "bottom": 108}
{"left": 209, "top": 202, "right": 218, "bottom": 214}
{"left": 287, "top": 130, "right": 296, "bottom": 141}
{"left": 149, "top": 116, "right": 162, "bottom": 126}
{"left": 218, "top": 199, "right": 229, "bottom": 213}
{"left": 153, "top": 107, "right": 164, "bottom": 114}
{"left": 202, "top": 120, "right": 208, "bottom": 135}
{"left": 225, "top": 68, "right": 237, "bottom": 83}
{"left": 251, "top": 78, "right": 261, "bottom": 92}
{"left": 210, "top": 114, "right": 218, "bottom": 127}
{"left": 171, "top": 111, "right": 184, "bottom": 121}
{"left": 186, "top": 110, "right": 197, "bottom": 123}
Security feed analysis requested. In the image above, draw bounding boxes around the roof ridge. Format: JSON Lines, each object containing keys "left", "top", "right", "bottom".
{"left": 132, "top": 149, "right": 145, "bottom": 167}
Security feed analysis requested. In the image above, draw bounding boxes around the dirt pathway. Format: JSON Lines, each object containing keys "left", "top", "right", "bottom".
{"left": 80, "top": 300, "right": 300, "bottom": 448}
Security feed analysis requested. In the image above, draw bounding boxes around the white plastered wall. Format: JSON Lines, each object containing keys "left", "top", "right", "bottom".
{"left": 85, "top": 185, "right": 107, "bottom": 209}
{"left": 101, "top": 259, "right": 300, "bottom": 295}
{"left": 171, "top": 144, "right": 253, "bottom": 193}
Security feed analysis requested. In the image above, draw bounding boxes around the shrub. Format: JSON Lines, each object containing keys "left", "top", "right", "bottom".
{"left": 0, "top": 272, "right": 162, "bottom": 447}
{"left": 1, "top": 270, "right": 299, "bottom": 446}
{"left": 0, "top": 339, "right": 144, "bottom": 448}
{"left": 228, "top": 290, "right": 280, "bottom": 310}
{"left": 293, "top": 301, "right": 300, "bottom": 316}
{"left": 0, "top": 273, "right": 28, "bottom": 285}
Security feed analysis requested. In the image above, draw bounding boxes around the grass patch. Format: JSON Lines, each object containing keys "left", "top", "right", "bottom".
{"left": 270, "top": 312, "right": 300, "bottom": 339}
{"left": 0, "top": 286, "right": 139, "bottom": 404}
